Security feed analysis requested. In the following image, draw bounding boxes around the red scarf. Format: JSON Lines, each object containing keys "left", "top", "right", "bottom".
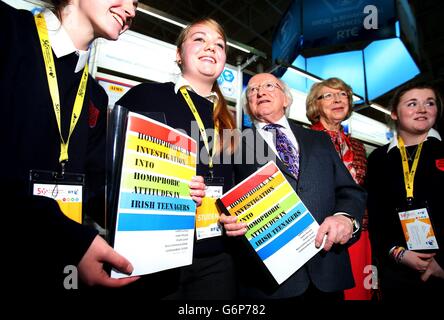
{"left": 311, "top": 121, "right": 358, "bottom": 183}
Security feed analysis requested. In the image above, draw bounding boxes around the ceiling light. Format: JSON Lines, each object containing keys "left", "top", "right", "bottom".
{"left": 286, "top": 66, "right": 322, "bottom": 83}
{"left": 137, "top": 6, "right": 187, "bottom": 28}
{"left": 226, "top": 41, "right": 250, "bottom": 53}
{"left": 136, "top": 4, "right": 266, "bottom": 57}
{"left": 369, "top": 103, "right": 391, "bottom": 115}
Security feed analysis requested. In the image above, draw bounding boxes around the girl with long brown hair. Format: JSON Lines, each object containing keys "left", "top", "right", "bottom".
{"left": 117, "top": 17, "right": 237, "bottom": 299}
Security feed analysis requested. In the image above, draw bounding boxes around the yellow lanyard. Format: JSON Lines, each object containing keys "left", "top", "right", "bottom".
{"left": 180, "top": 87, "right": 218, "bottom": 170}
{"left": 398, "top": 136, "right": 423, "bottom": 199}
{"left": 35, "top": 13, "right": 89, "bottom": 165}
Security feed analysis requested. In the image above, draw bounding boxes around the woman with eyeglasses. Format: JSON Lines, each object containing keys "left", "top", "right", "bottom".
{"left": 366, "top": 82, "right": 444, "bottom": 300}
{"left": 306, "top": 77, "right": 373, "bottom": 300}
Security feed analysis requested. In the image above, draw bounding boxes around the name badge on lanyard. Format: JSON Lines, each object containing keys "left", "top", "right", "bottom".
{"left": 30, "top": 170, "right": 85, "bottom": 223}
{"left": 398, "top": 205, "right": 439, "bottom": 251}
{"left": 396, "top": 137, "right": 439, "bottom": 251}
{"left": 32, "top": 14, "right": 88, "bottom": 224}
{"left": 195, "top": 176, "right": 224, "bottom": 240}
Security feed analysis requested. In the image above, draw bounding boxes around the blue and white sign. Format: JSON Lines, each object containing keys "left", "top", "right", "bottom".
{"left": 217, "top": 65, "right": 238, "bottom": 101}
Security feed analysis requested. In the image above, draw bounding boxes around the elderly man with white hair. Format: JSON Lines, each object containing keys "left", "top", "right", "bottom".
{"left": 220, "top": 73, "right": 366, "bottom": 301}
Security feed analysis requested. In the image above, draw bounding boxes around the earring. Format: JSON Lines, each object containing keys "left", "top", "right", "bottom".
{"left": 177, "top": 60, "right": 182, "bottom": 65}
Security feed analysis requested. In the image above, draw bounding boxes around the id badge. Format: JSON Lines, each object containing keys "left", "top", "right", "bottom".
{"left": 30, "top": 170, "right": 85, "bottom": 224}
{"left": 195, "top": 176, "right": 224, "bottom": 241}
{"left": 398, "top": 207, "right": 439, "bottom": 251}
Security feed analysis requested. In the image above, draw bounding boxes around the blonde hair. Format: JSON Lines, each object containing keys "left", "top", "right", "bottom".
{"left": 306, "top": 77, "right": 353, "bottom": 124}
{"left": 176, "top": 18, "right": 228, "bottom": 57}
{"left": 176, "top": 18, "right": 236, "bottom": 153}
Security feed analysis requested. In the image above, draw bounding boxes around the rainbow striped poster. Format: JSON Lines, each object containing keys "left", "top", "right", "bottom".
{"left": 111, "top": 112, "right": 197, "bottom": 278}
{"left": 218, "top": 161, "right": 322, "bottom": 284}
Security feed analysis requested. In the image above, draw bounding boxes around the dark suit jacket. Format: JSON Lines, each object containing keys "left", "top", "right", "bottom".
{"left": 233, "top": 120, "right": 366, "bottom": 298}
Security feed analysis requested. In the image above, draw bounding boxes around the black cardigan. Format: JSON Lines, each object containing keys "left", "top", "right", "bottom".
{"left": 367, "top": 136, "right": 444, "bottom": 290}
{"left": 117, "top": 81, "right": 235, "bottom": 257}
{"left": 0, "top": 2, "right": 107, "bottom": 289}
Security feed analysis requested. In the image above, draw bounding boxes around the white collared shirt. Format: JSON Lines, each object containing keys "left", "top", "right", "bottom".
{"left": 43, "top": 9, "right": 90, "bottom": 73}
{"left": 387, "top": 128, "right": 442, "bottom": 153}
{"left": 256, "top": 116, "right": 356, "bottom": 227}
{"left": 255, "top": 116, "right": 299, "bottom": 160}
{"left": 174, "top": 75, "right": 218, "bottom": 103}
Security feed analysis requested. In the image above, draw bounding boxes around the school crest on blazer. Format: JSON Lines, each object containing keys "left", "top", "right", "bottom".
{"left": 436, "top": 158, "right": 444, "bottom": 171}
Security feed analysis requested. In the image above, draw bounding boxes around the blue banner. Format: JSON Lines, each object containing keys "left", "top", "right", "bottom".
{"left": 272, "top": 0, "right": 303, "bottom": 72}
{"left": 302, "top": 0, "right": 396, "bottom": 50}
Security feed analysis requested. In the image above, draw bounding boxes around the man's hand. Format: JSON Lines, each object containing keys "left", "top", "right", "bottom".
{"left": 78, "top": 235, "right": 140, "bottom": 288}
{"left": 315, "top": 215, "right": 353, "bottom": 251}
{"left": 219, "top": 213, "right": 247, "bottom": 237}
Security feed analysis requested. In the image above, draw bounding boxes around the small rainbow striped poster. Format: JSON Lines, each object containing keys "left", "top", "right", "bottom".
{"left": 218, "top": 161, "right": 321, "bottom": 284}
{"left": 111, "top": 112, "right": 197, "bottom": 278}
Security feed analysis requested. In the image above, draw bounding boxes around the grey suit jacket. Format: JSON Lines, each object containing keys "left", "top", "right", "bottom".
{"left": 233, "top": 120, "right": 366, "bottom": 298}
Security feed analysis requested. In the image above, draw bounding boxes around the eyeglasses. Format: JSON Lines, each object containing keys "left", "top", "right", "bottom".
{"left": 247, "top": 81, "right": 283, "bottom": 96}
{"left": 317, "top": 91, "right": 348, "bottom": 101}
